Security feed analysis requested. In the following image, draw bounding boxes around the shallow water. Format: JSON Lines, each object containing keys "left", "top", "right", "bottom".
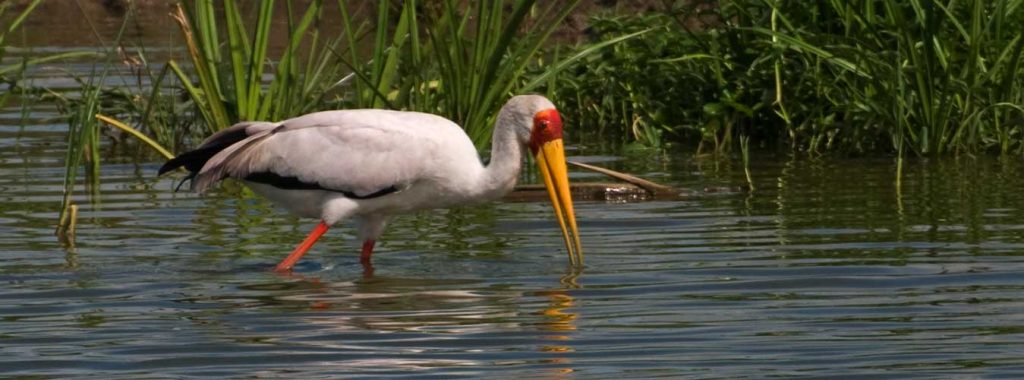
{"left": 4, "top": 97, "right": 1024, "bottom": 378}
{"left": 4, "top": 22, "right": 1024, "bottom": 374}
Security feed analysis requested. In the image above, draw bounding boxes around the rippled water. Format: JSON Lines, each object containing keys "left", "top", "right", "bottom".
{"left": 5, "top": 102, "right": 1024, "bottom": 378}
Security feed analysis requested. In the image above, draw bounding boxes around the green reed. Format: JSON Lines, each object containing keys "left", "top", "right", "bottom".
{"left": 50, "top": 3, "right": 184, "bottom": 236}
{"left": 337, "top": 0, "right": 597, "bottom": 148}
{"left": 73, "top": 0, "right": 631, "bottom": 154}
{"left": 55, "top": 12, "right": 137, "bottom": 237}
{"left": 796, "top": 0, "right": 1024, "bottom": 155}
{"left": 424, "top": 0, "right": 580, "bottom": 146}
{"left": 336, "top": 0, "right": 649, "bottom": 149}
{"left": 1, "top": 0, "right": 112, "bottom": 236}
{"left": 554, "top": 0, "right": 1024, "bottom": 156}
{"left": 170, "top": 0, "right": 346, "bottom": 132}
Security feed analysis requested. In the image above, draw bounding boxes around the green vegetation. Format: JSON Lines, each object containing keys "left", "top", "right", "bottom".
{"left": 2, "top": 0, "right": 121, "bottom": 237}
{"left": 328, "top": 0, "right": 587, "bottom": 147}
{"left": 1, "top": 0, "right": 1021, "bottom": 235}
{"left": 5, "top": 0, "right": 1024, "bottom": 227}
{"left": 333, "top": 0, "right": 635, "bottom": 148}
{"left": 169, "top": 0, "right": 347, "bottom": 132}
{"left": 53, "top": 9, "right": 136, "bottom": 238}
{"left": 42, "top": 0, "right": 1024, "bottom": 160}
{"left": 151, "top": 0, "right": 611, "bottom": 149}
{"left": 553, "top": 0, "right": 1024, "bottom": 155}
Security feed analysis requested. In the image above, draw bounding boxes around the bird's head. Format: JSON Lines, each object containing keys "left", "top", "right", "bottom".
{"left": 503, "top": 95, "right": 583, "bottom": 266}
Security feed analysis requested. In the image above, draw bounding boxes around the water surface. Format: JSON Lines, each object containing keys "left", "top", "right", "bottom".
{"left": 4, "top": 104, "right": 1024, "bottom": 378}
{"left": 4, "top": 22, "right": 1024, "bottom": 375}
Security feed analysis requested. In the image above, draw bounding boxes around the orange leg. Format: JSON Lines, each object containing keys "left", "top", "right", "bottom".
{"left": 360, "top": 239, "right": 376, "bottom": 264}
{"left": 360, "top": 239, "right": 376, "bottom": 276}
{"left": 274, "top": 221, "right": 330, "bottom": 272}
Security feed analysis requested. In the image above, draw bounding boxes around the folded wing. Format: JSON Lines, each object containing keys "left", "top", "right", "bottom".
{"left": 189, "top": 110, "right": 466, "bottom": 198}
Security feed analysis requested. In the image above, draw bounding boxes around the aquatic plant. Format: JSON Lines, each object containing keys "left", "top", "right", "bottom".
{"left": 169, "top": 0, "right": 575, "bottom": 148}
{"left": 171, "top": 0, "right": 631, "bottom": 149}
{"left": 170, "top": 0, "right": 346, "bottom": 132}
{"left": 51, "top": 5, "right": 178, "bottom": 236}
{"left": 821, "top": 0, "right": 1024, "bottom": 155}
{"left": 56, "top": 75, "right": 103, "bottom": 240}
{"left": 417, "top": 0, "right": 579, "bottom": 146}
{"left": 337, "top": 0, "right": 594, "bottom": 148}
{"left": 3, "top": 0, "right": 128, "bottom": 237}
{"left": 554, "top": 0, "right": 1024, "bottom": 156}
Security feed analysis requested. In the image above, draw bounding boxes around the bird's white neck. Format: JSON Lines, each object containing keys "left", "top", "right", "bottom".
{"left": 475, "top": 115, "right": 524, "bottom": 201}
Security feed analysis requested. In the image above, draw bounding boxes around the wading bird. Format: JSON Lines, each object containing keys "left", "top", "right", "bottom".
{"left": 159, "top": 95, "right": 583, "bottom": 271}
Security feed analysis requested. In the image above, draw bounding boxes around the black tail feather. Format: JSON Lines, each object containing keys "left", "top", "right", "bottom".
{"left": 157, "top": 125, "right": 253, "bottom": 177}
{"left": 158, "top": 145, "right": 225, "bottom": 176}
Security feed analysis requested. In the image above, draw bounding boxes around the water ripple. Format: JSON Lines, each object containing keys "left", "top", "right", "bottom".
{"left": 3, "top": 127, "right": 1024, "bottom": 377}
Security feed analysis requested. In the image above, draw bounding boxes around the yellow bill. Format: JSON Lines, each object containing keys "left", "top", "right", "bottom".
{"left": 535, "top": 138, "right": 583, "bottom": 266}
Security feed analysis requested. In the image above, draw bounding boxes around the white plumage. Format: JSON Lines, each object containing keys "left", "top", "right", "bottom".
{"left": 161, "top": 95, "right": 582, "bottom": 271}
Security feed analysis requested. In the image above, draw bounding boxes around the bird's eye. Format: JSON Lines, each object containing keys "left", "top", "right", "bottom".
{"left": 539, "top": 120, "right": 549, "bottom": 129}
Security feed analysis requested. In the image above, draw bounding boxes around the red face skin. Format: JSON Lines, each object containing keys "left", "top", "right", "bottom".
{"left": 528, "top": 109, "right": 564, "bottom": 155}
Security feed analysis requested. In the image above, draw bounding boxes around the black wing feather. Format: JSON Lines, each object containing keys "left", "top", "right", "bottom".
{"left": 157, "top": 125, "right": 253, "bottom": 176}
{"left": 244, "top": 172, "right": 399, "bottom": 199}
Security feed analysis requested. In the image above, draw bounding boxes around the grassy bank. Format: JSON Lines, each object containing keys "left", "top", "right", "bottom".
{"left": 554, "top": 0, "right": 1024, "bottom": 156}
{"left": 16, "top": 0, "right": 1022, "bottom": 158}
{"left": 6, "top": 0, "right": 1024, "bottom": 198}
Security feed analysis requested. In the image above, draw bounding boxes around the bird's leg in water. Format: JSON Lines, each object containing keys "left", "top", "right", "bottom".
{"left": 360, "top": 239, "right": 376, "bottom": 265}
{"left": 274, "top": 221, "right": 330, "bottom": 272}
{"left": 360, "top": 240, "right": 376, "bottom": 276}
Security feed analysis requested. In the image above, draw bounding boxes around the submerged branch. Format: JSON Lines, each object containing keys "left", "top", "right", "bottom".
{"left": 567, "top": 161, "right": 678, "bottom": 196}
{"left": 507, "top": 161, "right": 689, "bottom": 202}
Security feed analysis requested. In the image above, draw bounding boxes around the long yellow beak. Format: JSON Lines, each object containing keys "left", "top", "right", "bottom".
{"left": 535, "top": 138, "right": 583, "bottom": 266}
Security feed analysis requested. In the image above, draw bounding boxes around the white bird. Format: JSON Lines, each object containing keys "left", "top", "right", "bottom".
{"left": 159, "top": 95, "right": 583, "bottom": 271}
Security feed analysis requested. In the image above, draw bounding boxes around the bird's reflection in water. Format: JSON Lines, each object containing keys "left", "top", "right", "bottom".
{"left": 531, "top": 267, "right": 582, "bottom": 376}
{"left": 266, "top": 266, "right": 500, "bottom": 333}
{"left": 255, "top": 264, "right": 583, "bottom": 375}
